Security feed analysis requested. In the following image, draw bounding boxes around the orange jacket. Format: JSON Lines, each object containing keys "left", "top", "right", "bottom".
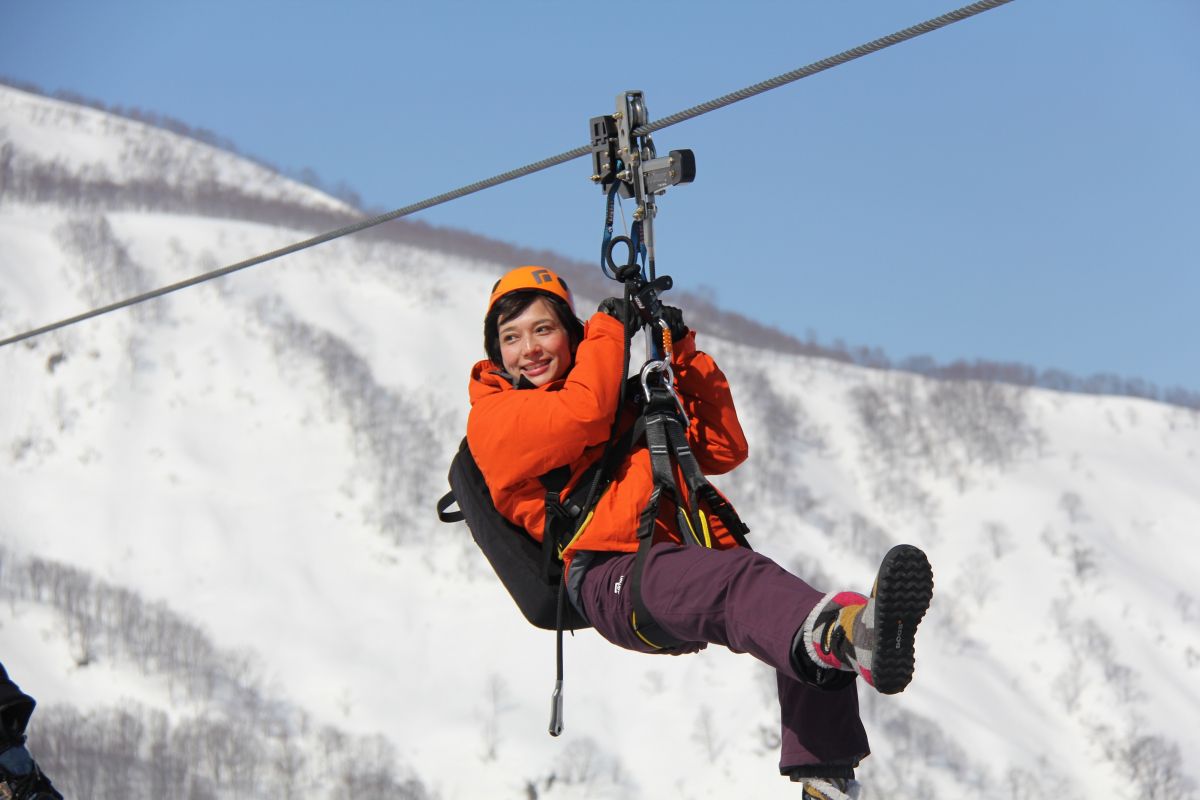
{"left": 467, "top": 312, "right": 748, "bottom": 566}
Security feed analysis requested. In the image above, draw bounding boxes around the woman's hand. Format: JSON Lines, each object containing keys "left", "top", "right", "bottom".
{"left": 660, "top": 305, "right": 689, "bottom": 341}
{"left": 598, "top": 298, "right": 689, "bottom": 341}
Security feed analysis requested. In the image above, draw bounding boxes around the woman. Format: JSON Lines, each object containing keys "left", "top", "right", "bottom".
{"left": 466, "top": 266, "right": 933, "bottom": 799}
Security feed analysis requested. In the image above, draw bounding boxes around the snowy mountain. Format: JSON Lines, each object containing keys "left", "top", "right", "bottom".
{"left": 2, "top": 83, "right": 1198, "bottom": 799}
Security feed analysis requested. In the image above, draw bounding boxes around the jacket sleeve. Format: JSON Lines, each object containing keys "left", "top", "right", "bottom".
{"left": 670, "top": 330, "right": 749, "bottom": 475}
{"left": 467, "top": 312, "right": 627, "bottom": 490}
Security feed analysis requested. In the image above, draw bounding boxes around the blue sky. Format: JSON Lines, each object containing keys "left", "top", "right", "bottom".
{"left": 2, "top": 0, "right": 1198, "bottom": 392}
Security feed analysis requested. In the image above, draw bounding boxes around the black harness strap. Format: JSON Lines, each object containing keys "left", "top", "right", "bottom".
{"left": 626, "top": 387, "right": 752, "bottom": 652}
{"left": 539, "top": 465, "right": 574, "bottom": 583}
{"left": 540, "top": 417, "right": 640, "bottom": 737}
{"left": 629, "top": 485, "right": 674, "bottom": 649}
{"left": 661, "top": 407, "right": 751, "bottom": 549}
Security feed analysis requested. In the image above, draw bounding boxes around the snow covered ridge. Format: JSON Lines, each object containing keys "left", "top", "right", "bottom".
{"left": 0, "top": 83, "right": 353, "bottom": 216}
{"left": 1, "top": 85, "right": 1199, "bottom": 799}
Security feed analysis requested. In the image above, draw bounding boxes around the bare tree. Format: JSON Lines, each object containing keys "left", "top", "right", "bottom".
{"left": 480, "top": 673, "right": 514, "bottom": 761}
{"left": 1059, "top": 492, "right": 1088, "bottom": 524}
{"left": 1100, "top": 729, "right": 1196, "bottom": 800}
{"left": 983, "top": 520, "right": 1014, "bottom": 559}
{"left": 691, "top": 705, "right": 723, "bottom": 762}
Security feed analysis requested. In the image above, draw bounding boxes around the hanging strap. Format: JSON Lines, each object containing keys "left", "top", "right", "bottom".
{"left": 549, "top": 577, "right": 567, "bottom": 736}
{"left": 539, "top": 409, "right": 641, "bottom": 737}
{"left": 435, "top": 490, "right": 464, "bottom": 523}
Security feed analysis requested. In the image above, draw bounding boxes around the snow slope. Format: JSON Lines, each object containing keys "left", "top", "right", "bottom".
{"left": 2, "top": 83, "right": 1198, "bottom": 799}
{"left": 0, "top": 86, "right": 349, "bottom": 214}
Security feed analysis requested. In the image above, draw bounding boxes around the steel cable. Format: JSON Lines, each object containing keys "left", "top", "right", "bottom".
{"left": 636, "top": 0, "right": 1015, "bottom": 136}
{"left": 0, "top": 145, "right": 592, "bottom": 347}
{"left": 0, "top": 0, "right": 1014, "bottom": 348}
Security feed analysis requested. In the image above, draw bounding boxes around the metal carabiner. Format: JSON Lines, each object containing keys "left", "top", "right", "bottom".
{"left": 640, "top": 360, "right": 689, "bottom": 423}
{"left": 639, "top": 359, "right": 671, "bottom": 401}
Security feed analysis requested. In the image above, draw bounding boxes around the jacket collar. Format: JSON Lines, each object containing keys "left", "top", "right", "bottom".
{"left": 469, "top": 359, "right": 567, "bottom": 403}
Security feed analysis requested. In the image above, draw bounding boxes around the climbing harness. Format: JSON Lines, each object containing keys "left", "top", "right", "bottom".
{"left": 599, "top": 267, "right": 752, "bottom": 654}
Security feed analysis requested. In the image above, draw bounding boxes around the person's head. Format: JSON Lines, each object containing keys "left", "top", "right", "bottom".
{"left": 484, "top": 266, "right": 584, "bottom": 386}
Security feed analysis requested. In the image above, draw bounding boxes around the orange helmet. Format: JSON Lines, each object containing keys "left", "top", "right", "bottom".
{"left": 487, "top": 266, "right": 576, "bottom": 316}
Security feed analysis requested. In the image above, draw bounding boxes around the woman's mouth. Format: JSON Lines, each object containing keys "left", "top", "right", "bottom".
{"left": 523, "top": 359, "right": 552, "bottom": 378}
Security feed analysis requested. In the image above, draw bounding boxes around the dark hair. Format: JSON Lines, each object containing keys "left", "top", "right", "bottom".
{"left": 484, "top": 291, "right": 585, "bottom": 368}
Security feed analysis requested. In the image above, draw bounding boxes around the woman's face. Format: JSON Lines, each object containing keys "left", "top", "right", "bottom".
{"left": 498, "top": 296, "right": 573, "bottom": 387}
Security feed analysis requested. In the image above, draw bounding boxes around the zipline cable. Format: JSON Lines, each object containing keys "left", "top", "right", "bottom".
{"left": 0, "top": 0, "right": 1014, "bottom": 350}
{"left": 0, "top": 146, "right": 591, "bottom": 348}
{"left": 633, "top": 0, "right": 1014, "bottom": 138}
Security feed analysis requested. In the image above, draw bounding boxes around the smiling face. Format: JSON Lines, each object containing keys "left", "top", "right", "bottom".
{"left": 497, "top": 296, "right": 573, "bottom": 387}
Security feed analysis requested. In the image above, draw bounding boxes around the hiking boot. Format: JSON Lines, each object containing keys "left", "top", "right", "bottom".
{"left": 796, "top": 776, "right": 862, "bottom": 799}
{"left": 0, "top": 741, "right": 63, "bottom": 800}
{"left": 800, "top": 544, "right": 934, "bottom": 694}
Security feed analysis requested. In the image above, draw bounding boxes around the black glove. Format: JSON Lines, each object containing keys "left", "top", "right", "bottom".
{"left": 597, "top": 297, "right": 638, "bottom": 335}
{"left": 0, "top": 695, "right": 34, "bottom": 741}
{"left": 660, "top": 305, "right": 689, "bottom": 341}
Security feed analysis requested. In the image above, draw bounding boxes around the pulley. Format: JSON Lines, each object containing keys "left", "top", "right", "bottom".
{"left": 590, "top": 90, "right": 696, "bottom": 283}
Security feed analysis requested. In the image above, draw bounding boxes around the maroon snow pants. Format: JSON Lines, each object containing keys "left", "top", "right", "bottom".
{"left": 573, "top": 543, "right": 869, "bottom": 772}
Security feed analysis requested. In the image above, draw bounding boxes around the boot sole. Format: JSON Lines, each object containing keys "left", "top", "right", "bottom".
{"left": 870, "top": 544, "right": 934, "bottom": 695}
